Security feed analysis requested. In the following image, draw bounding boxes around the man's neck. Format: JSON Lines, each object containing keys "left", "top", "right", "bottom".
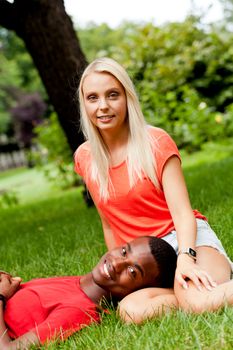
{"left": 80, "top": 273, "right": 109, "bottom": 304}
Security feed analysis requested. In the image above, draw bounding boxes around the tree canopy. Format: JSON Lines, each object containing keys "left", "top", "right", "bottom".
{"left": 1, "top": 1, "right": 233, "bottom": 154}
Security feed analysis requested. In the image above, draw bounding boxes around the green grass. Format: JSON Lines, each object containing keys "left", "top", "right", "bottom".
{"left": 0, "top": 142, "right": 233, "bottom": 349}
{"left": 0, "top": 166, "right": 64, "bottom": 204}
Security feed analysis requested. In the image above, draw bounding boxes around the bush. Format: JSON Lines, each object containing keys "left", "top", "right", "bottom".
{"left": 0, "top": 190, "right": 19, "bottom": 209}
{"left": 33, "top": 113, "right": 80, "bottom": 189}
{"left": 79, "top": 18, "right": 233, "bottom": 151}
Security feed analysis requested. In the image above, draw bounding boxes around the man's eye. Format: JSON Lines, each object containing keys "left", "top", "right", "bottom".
{"left": 128, "top": 266, "right": 136, "bottom": 278}
{"left": 121, "top": 247, "right": 127, "bottom": 257}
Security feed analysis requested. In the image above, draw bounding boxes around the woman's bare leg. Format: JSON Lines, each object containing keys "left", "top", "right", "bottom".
{"left": 174, "top": 246, "right": 233, "bottom": 313}
{"left": 118, "top": 287, "right": 178, "bottom": 324}
{"left": 119, "top": 246, "right": 232, "bottom": 323}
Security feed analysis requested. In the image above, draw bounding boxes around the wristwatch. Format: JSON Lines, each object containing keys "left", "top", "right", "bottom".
{"left": 178, "top": 248, "right": 197, "bottom": 261}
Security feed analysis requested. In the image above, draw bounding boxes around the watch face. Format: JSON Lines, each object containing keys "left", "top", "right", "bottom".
{"left": 189, "top": 248, "right": 196, "bottom": 257}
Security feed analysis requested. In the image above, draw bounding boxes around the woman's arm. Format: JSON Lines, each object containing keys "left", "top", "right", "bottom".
{"left": 162, "top": 156, "right": 216, "bottom": 290}
{"left": 0, "top": 274, "right": 40, "bottom": 350}
{"left": 91, "top": 195, "right": 117, "bottom": 250}
{"left": 99, "top": 212, "right": 117, "bottom": 250}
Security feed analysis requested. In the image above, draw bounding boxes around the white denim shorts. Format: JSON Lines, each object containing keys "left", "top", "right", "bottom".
{"left": 162, "top": 218, "right": 233, "bottom": 273}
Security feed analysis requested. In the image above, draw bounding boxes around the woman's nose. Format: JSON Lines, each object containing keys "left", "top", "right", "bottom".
{"left": 98, "top": 97, "right": 109, "bottom": 110}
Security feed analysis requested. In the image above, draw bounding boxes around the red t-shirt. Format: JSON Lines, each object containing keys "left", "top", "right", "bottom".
{"left": 4, "top": 276, "right": 99, "bottom": 343}
{"left": 74, "top": 126, "right": 206, "bottom": 246}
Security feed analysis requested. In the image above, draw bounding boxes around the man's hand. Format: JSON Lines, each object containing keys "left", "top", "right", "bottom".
{"left": 0, "top": 273, "right": 21, "bottom": 299}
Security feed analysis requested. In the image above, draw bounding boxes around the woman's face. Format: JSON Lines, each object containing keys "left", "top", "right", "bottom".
{"left": 91, "top": 237, "right": 159, "bottom": 299}
{"left": 82, "top": 72, "right": 128, "bottom": 136}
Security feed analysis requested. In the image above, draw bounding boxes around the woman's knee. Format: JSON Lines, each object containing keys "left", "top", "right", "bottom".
{"left": 196, "top": 246, "right": 232, "bottom": 284}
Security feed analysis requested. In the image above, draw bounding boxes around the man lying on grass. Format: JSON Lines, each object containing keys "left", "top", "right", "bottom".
{"left": 0, "top": 236, "right": 177, "bottom": 349}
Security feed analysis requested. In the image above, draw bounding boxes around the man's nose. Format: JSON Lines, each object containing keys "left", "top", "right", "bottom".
{"left": 112, "top": 257, "right": 129, "bottom": 273}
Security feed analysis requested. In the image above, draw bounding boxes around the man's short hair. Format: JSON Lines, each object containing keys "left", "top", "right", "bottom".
{"left": 148, "top": 236, "right": 177, "bottom": 288}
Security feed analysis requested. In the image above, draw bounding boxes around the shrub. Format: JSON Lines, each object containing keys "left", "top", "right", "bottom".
{"left": 0, "top": 190, "right": 19, "bottom": 208}
{"left": 33, "top": 113, "right": 80, "bottom": 189}
{"left": 79, "top": 18, "right": 233, "bottom": 151}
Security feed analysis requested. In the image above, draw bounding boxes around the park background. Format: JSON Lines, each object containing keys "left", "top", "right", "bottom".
{"left": 0, "top": 0, "right": 233, "bottom": 348}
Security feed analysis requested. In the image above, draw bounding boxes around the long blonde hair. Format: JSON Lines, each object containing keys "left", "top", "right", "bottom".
{"left": 78, "top": 57, "right": 158, "bottom": 201}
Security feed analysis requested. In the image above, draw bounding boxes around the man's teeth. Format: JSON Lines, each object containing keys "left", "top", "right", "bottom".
{"left": 103, "top": 262, "right": 111, "bottom": 279}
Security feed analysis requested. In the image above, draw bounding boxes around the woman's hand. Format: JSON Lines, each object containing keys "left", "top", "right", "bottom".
{"left": 0, "top": 273, "right": 21, "bottom": 299}
{"left": 175, "top": 254, "right": 217, "bottom": 291}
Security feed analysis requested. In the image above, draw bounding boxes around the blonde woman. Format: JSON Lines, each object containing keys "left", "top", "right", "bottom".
{"left": 75, "top": 57, "right": 233, "bottom": 323}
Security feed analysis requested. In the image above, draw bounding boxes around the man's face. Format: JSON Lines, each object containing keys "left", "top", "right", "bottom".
{"left": 91, "top": 237, "right": 158, "bottom": 299}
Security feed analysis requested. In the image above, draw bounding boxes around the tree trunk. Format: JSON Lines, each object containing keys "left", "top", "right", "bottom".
{"left": 0, "top": 0, "right": 95, "bottom": 206}
{"left": 0, "top": 0, "right": 87, "bottom": 153}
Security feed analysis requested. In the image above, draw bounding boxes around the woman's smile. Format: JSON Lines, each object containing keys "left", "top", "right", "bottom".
{"left": 97, "top": 115, "right": 115, "bottom": 123}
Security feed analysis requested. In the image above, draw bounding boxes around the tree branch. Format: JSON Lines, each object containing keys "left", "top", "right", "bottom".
{"left": 0, "top": 0, "right": 18, "bottom": 31}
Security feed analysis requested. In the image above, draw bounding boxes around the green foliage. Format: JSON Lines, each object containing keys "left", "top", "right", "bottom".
{"left": 78, "top": 18, "right": 233, "bottom": 151}
{"left": 1, "top": 15, "right": 233, "bottom": 162}
{"left": 0, "top": 31, "right": 44, "bottom": 93}
{"left": 0, "top": 43, "right": 20, "bottom": 133}
{"left": 0, "top": 166, "right": 66, "bottom": 205}
{"left": 219, "top": 0, "right": 233, "bottom": 23}
{"left": 0, "top": 30, "right": 47, "bottom": 135}
{"left": 33, "top": 113, "right": 79, "bottom": 189}
{"left": 78, "top": 23, "right": 127, "bottom": 62}
{"left": 0, "top": 189, "right": 19, "bottom": 209}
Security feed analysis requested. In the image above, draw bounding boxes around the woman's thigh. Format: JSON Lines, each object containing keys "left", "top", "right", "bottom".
{"left": 163, "top": 219, "right": 232, "bottom": 269}
{"left": 196, "top": 246, "right": 231, "bottom": 283}
{"left": 174, "top": 246, "right": 232, "bottom": 312}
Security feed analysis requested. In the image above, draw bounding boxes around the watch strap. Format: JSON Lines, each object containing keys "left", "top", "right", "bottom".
{"left": 178, "top": 248, "right": 197, "bottom": 261}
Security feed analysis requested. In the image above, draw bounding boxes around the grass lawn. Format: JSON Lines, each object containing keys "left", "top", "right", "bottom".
{"left": 0, "top": 141, "right": 233, "bottom": 349}
{"left": 0, "top": 167, "right": 63, "bottom": 204}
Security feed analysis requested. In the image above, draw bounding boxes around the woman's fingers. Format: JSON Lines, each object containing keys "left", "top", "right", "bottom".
{"left": 176, "top": 269, "right": 217, "bottom": 291}
{"left": 192, "top": 270, "right": 217, "bottom": 290}
{"left": 175, "top": 273, "right": 188, "bottom": 289}
{"left": 176, "top": 272, "right": 202, "bottom": 291}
